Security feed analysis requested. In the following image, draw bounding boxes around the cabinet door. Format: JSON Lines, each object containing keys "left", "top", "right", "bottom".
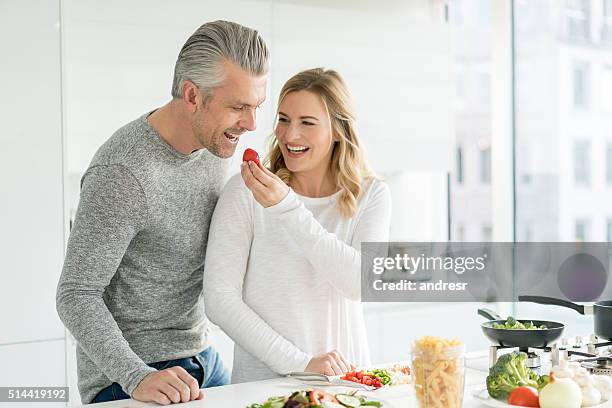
{"left": 0, "top": 0, "right": 66, "bottom": 343}
{"left": 0, "top": 340, "right": 66, "bottom": 408}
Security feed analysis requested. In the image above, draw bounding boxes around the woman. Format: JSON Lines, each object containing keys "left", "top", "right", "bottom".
{"left": 203, "top": 68, "right": 391, "bottom": 383}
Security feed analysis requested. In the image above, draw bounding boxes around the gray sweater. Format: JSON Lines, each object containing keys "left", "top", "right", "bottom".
{"left": 56, "top": 113, "right": 228, "bottom": 403}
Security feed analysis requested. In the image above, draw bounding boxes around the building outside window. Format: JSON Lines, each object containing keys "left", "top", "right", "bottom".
{"left": 575, "top": 218, "right": 590, "bottom": 241}
{"left": 457, "top": 224, "right": 465, "bottom": 241}
{"left": 566, "top": 0, "right": 591, "bottom": 41}
{"left": 573, "top": 62, "right": 590, "bottom": 108}
{"left": 602, "top": 67, "right": 612, "bottom": 111}
{"left": 607, "top": 142, "right": 612, "bottom": 184}
{"left": 480, "top": 145, "right": 491, "bottom": 184}
{"left": 456, "top": 146, "right": 464, "bottom": 184}
{"left": 574, "top": 140, "right": 591, "bottom": 185}
{"left": 603, "top": 0, "right": 612, "bottom": 43}
{"left": 482, "top": 225, "right": 492, "bottom": 241}
{"left": 449, "top": 0, "right": 493, "bottom": 242}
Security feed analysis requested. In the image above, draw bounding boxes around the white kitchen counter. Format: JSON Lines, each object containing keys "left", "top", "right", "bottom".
{"left": 81, "top": 353, "right": 493, "bottom": 408}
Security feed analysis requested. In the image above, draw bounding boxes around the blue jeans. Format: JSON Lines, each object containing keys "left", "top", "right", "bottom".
{"left": 92, "top": 346, "right": 230, "bottom": 403}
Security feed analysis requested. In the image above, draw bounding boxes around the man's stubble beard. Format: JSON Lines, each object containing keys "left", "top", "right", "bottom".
{"left": 193, "top": 109, "right": 234, "bottom": 159}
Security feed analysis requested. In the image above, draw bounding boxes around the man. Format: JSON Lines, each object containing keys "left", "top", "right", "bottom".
{"left": 56, "top": 20, "right": 269, "bottom": 405}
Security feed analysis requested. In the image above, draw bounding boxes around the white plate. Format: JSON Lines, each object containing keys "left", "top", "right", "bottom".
{"left": 472, "top": 387, "right": 612, "bottom": 407}
{"left": 251, "top": 387, "right": 395, "bottom": 408}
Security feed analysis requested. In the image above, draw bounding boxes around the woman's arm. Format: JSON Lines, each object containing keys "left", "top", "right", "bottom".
{"left": 240, "top": 161, "right": 392, "bottom": 301}
{"left": 265, "top": 180, "right": 392, "bottom": 301}
{"left": 203, "top": 175, "right": 311, "bottom": 375}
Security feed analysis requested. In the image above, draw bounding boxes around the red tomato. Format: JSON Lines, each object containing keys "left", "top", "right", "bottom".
{"left": 508, "top": 386, "right": 539, "bottom": 407}
{"left": 242, "top": 148, "right": 260, "bottom": 164}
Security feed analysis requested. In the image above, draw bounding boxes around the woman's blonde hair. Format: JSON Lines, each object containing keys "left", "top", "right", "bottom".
{"left": 266, "top": 68, "right": 375, "bottom": 218}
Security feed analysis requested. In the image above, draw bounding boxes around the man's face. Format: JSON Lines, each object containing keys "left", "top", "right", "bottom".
{"left": 193, "top": 61, "right": 267, "bottom": 158}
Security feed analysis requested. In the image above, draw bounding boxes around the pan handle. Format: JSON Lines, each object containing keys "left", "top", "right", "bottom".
{"left": 518, "top": 295, "right": 586, "bottom": 315}
{"left": 478, "top": 308, "right": 503, "bottom": 321}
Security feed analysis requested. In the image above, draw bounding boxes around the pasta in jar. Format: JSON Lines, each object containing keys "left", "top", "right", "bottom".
{"left": 411, "top": 336, "right": 465, "bottom": 408}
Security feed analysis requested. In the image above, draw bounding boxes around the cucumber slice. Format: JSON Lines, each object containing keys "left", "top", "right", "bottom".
{"left": 322, "top": 402, "right": 346, "bottom": 408}
{"left": 335, "top": 394, "right": 362, "bottom": 407}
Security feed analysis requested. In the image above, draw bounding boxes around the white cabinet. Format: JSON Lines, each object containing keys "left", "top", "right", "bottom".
{"left": 0, "top": 340, "right": 66, "bottom": 408}
{"left": 0, "top": 0, "right": 65, "bottom": 344}
{"left": 364, "top": 303, "right": 493, "bottom": 364}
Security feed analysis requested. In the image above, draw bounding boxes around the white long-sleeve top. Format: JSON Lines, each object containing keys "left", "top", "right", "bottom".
{"left": 203, "top": 173, "right": 392, "bottom": 383}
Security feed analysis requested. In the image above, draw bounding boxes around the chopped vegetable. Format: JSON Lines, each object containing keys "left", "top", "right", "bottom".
{"left": 308, "top": 390, "right": 337, "bottom": 405}
{"left": 491, "top": 316, "right": 547, "bottom": 330}
{"left": 247, "top": 389, "right": 383, "bottom": 408}
{"left": 335, "top": 394, "right": 362, "bottom": 407}
{"left": 341, "top": 369, "right": 391, "bottom": 389}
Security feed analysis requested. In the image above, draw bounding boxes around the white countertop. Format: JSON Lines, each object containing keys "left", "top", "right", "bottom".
{"left": 81, "top": 353, "right": 493, "bottom": 408}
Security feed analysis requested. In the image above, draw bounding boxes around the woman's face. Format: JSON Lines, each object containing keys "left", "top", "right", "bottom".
{"left": 275, "top": 90, "right": 336, "bottom": 175}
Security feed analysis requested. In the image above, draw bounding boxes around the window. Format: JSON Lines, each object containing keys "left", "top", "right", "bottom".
{"left": 479, "top": 71, "right": 491, "bottom": 106}
{"left": 603, "top": 0, "right": 612, "bottom": 43}
{"left": 451, "top": 0, "right": 463, "bottom": 27}
{"left": 607, "top": 143, "right": 612, "bottom": 184}
{"left": 574, "top": 140, "right": 591, "bottom": 185}
{"left": 478, "top": 0, "right": 491, "bottom": 28}
{"left": 602, "top": 67, "right": 612, "bottom": 111}
{"left": 515, "top": 0, "right": 611, "bottom": 337}
{"left": 450, "top": 0, "right": 492, "bottom": 246}
{"left": 573, "top": 62, "right": 590, "bottom": 108}
{"left": 480, "top": 146, "right": 491, "bottom": 184}
{"left": 455, "top": 65, "right": 466, "bottom": 104}
{"left": 523, "top": 223, "right": 533, "bottom": 241}
{"left": 575, "top": 219, "right": 590, "bottom": 241}
{"left": 457, "top": 224, "right": 465, "bottom": 241}
{"left": 456, "top": 146, "right": 464, "bottom": 184}
{"left": 566, "top": 0, "right": 590, "bottom": 40}
{"left": 482, "top": 225, "right": 492, "bottom": 241}
{"left": 518, "top": 144, "right": 532, "bottom": 184}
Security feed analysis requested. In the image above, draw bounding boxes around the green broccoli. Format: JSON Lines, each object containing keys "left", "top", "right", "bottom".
{"left": 491, "top": 317, "right": 547, "bottom": 330}
{"left": 486, "top": 352, "right": 540, "bottom": 399}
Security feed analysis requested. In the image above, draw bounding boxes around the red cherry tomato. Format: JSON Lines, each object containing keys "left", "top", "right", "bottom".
{"left": 507, "top": 386, "right": 539, "bottom": 407}
{"left": 242, "top": 148, "right": 260, "bottom": 164}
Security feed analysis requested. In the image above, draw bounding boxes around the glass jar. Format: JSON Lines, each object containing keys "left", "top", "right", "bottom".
{"left": 411, "top": 338, "right": 465, "bottom": 408}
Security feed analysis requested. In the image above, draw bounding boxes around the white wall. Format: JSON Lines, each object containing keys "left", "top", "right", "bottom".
{"left": 59, "top": 0, "right": 454, "bottom": 401}
{"left": 0, "top": 0, "right": 66, "bottom": 405}
{"left": 0, "top": 0, "right": 460, "bottom": 404}
{"left": 62, "top": 0, "right": 453, "bottom": 202}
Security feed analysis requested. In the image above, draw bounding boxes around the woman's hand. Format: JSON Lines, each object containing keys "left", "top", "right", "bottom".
{"left": 304, "top": 350, "right": 355, "bottom": 376}
{"left": 241, "top": 160, "right": 289, "bottom": 208}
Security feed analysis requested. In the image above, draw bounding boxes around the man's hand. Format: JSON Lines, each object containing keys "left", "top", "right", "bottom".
{"left": 240, "top": 160, "right": 289, "bottom": 208}
{"left": 304, "top": 350, "right": 356, "bottom": 376}
{"left": 132, "top": 366, "right": 204, "bottom": 405}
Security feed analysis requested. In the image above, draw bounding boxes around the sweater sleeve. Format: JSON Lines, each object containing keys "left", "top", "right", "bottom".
{"left": 203, "top": 175, "right": 312, "bottom": 375}
{"left": 264, "top": 180, "right": 392, "bottom": 301}
{"left": 56, "top": 165, "right": 156, "bottom": 398}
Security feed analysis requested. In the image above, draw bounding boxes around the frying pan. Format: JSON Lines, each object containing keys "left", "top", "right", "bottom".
{"left": 478, "top": 308, "right": 565, "bottom": 347}
{"left": 519, "top": 295, "right": 612, "bottom": 341}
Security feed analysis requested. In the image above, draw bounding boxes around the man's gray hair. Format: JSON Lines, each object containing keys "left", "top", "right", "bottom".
{"left": 171, "top": 20, "right": 270, "bottom": 99}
